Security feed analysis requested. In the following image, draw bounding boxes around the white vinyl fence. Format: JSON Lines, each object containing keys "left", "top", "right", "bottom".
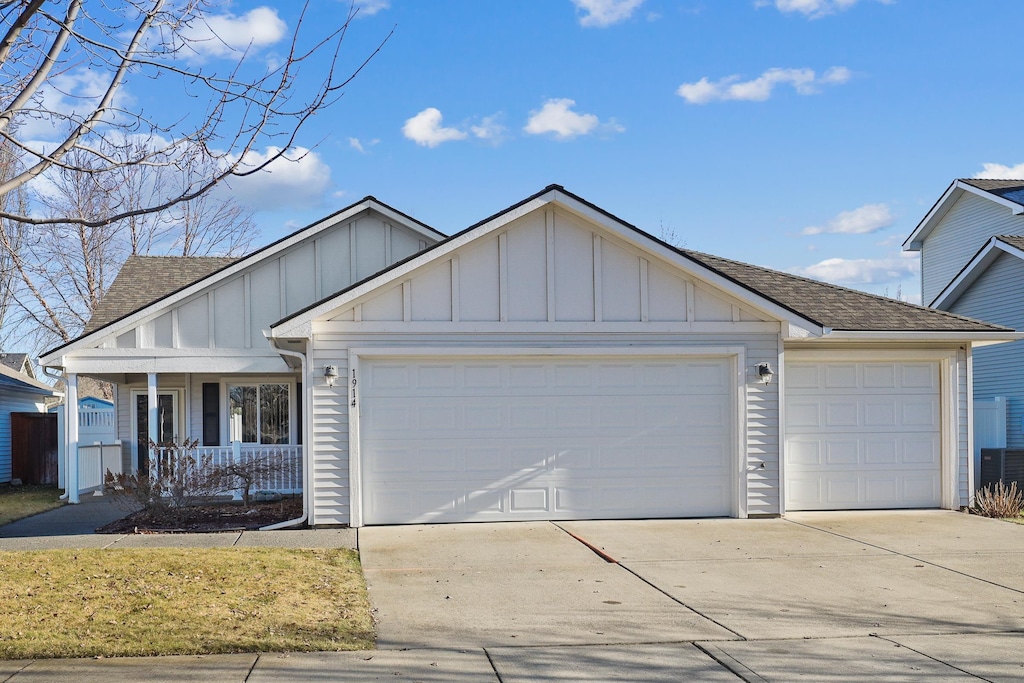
{"left": 149, "top": 443, "right": 303, "bottom": 495}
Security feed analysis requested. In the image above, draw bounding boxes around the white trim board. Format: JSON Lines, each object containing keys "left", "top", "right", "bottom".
{"left": 930, "top": 236, "right": 1024, "bottom": 309}
{"left": 904, "top": 180, "right": 1024, "bottom": 252}
{"left": 41, "top": 199, "right": 444, "bottom": 365}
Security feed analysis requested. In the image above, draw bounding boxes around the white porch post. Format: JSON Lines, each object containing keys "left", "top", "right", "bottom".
{"left": 147, "top": 372, "right": 158, "bottom": 475}
{"left": 66, "top": 373, "right": 80, "bottom": 504}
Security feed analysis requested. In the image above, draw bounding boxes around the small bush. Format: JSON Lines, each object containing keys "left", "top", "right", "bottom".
{"left": 105, "top": 439, "right": 226, "bottom": 522}
{"left": 974, "top": 481, "right": 1024, "bottom": 518}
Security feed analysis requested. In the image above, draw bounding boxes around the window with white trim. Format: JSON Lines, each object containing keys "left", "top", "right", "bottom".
{"left": 228, "top": 383, "right": 289, "bottom": 444}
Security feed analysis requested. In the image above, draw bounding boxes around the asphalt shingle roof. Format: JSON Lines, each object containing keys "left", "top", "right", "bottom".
{"left": 996, "top": 235, "right": 1024, "bottom": 251}
{"left": 83, "top": 256, "right": 237, "bottom": 334}
{"left": 0, "top": 352, "right": 31, "bottom": 376}
{"left": 960, "top": 178, "right": 1024, "bottom": 205}
{"left": 680, "top": 250, "right": 1010, "bottom": 333}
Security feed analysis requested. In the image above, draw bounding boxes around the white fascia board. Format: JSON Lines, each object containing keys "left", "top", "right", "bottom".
{"left": 273, "top": 188, "right": 823, "bottom": 339}
{"left": 41, "top": 199, "right": 430, "bottom": 365}
{"left": 787, "top": 330, "right": 1022, "bottom": 346}
{"left": 60, "top": 349, "right": 289, "bottom": 374}
{"left": 931, "top": 237, "right": 1024, "bottom": 309}
{"left": 904, "top": 181, "right": 1024, "bottom": 252}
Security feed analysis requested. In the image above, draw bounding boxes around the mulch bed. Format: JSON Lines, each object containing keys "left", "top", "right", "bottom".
{"left": 96, "top": 496, "right": 304, "bottom": 534}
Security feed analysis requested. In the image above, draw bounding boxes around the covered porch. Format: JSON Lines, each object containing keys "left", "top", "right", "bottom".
{"left": 56, "top": 350, "right": 308, "bottom": 505}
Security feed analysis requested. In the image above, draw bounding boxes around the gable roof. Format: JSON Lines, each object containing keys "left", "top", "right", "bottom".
{"left": 0, "top": 362, "right": 57, "bottom": 396}
{"left": 931, "top": 235, "right": 1024, "bottom": 309}
{"left": 84, "top": 256, "right": 237, "bottom": 334}
{"left": 0, "top": 352, "right": 33, "bottom": 378}
{"left": 682, "top": 250, "right": 1007, "bottom": 332}
{"left": 904, "top": 179, "right": 1024, "bottom": 251}
{"left": 41, "top": 196, "right": 445, "bottom": 362}
{"left": 272, "top": 185, "right": 1012, "bottom": 340}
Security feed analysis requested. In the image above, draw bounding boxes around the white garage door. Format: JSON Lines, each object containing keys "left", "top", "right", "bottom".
{"left": 785, "top": 360, "right": 942, "bottom": 510}
{"left": 358, "top": 356, "right": 735, "bottom": 525}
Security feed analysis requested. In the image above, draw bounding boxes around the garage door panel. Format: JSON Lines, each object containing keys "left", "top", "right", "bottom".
{"left": 786, "top": 360, "right": 941, "bottom": 511}
{"left": 360, "top": 356, "right": 735, "bottom": 524}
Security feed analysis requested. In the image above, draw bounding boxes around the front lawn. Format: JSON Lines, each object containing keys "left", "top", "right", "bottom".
{"left": 0, "top": 547, "right": 374, "bottom": 659}
{"left": 0, "top": 485, "right": 63, "bottom": 526}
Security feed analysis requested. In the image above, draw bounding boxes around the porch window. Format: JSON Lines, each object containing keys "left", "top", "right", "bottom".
{"left": 228, "top": 383, "right": 289, "bottom": 444}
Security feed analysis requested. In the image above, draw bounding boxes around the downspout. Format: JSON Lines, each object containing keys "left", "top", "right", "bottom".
{"left": 42, "top": 366, "right": 70, "bottom": 500}
{"left": 262, "top": 336, "right": 310, "bottom": 530}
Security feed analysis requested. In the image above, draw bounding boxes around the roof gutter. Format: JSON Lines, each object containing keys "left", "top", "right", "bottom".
{"left": 261, "top": 336, "right": 310, "bottom": 531}
{"left": 786, "top": 330, "right": 1023, "bottom": 346}
{"left": 42, "top": 366, "right": 72, "bottom": 502}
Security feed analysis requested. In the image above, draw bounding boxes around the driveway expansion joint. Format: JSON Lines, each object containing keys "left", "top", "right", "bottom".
{"left": 552, "top": 522, "right": 618, "bottom": 563}
{"left": 693, "top": 642, "right": 764, "bottom": 682}
{"left": 873, "top": 635, "right": 994, "bottom": 682}
{"left": 482, "top": 648, "right": 506, "bottom": 683}
{"left": 617, "top": 561, "right": 748, "bottom": 640}
{"left": 786, "top": 518, "right": 1024, "bottom": 596}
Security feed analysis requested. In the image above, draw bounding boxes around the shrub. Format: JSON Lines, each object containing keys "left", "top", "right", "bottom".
{"left": 213, "top": 449, "right": 290, "bottom": 507}
{"left": 974, "top": 481, "right": 1024, "bottom": 518}
{"left": 105, "top": 439, "right": 227, "bottom": 521}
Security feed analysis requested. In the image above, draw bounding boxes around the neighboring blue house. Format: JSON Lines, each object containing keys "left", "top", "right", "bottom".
{"left": 78, "top": 396, "right": 113, "bottom": 411}
{"left": 904, "top": 179, "right": 1024, "bottom": 457}
{"left": 0, "top": 361, "right": 59, "bottom": 483}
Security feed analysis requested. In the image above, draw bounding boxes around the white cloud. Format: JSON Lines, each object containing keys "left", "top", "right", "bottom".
{"left": 759, "top": 0, "right": 863, "bottom": 19}
{"left": 974, "top": 162, "right": 1024, "bottom": 180}
{"left": 402, "top": 108, "right": 468, "bottom": 148}
{"left": 16, "top": 69, "right": 136, "bottom": 140}
{"left": 572, "top": 0, "right": 645, "bottom": 27}
{"left": 353, "top": 0, "right": 390, "bottom": 16}
{"left": 182, "top": 7, "right": 287, "bottom": 59}
{"left": 348, "top": 137, "right": 379, "bottom": 153}
{"left": 789, "top": 252, "right": 919, "bottom": 285}
{"left": 801, "top": 203, "right": 894, "bottom": 236}
{"left": 677, "top": 66, "right": 850, "bottom": 104}
{"left": 223, "top": 146, "right": 332, "bottom": 209}
{"left": 524, "top": 98, "right": 622, "bottom": 139}
{"left": 471, "top": 114, "right": 507, "bottom": 143}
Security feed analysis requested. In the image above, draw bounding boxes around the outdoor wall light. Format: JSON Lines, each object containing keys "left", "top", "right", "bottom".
{"left": 324, "top": 364, "right": 339, "bottom": 387}
{"left": 756, "top": 362, "right": 774, "bottom": 385}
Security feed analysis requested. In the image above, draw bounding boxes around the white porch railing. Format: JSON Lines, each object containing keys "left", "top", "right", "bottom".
{"left": 151, "top": 443, "right": 303, "bottom": 494}
{"left": 79, "top": 442, "right": 123, "bottom": 492}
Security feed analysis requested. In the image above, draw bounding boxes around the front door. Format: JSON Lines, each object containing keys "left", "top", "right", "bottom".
{"left": 134, "top": 391, "right": 179, "bottom": 473}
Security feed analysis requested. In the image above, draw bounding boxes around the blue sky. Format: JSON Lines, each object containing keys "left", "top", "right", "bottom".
{"left": 170, "top": 0, "right": 1024, "bottom": 304}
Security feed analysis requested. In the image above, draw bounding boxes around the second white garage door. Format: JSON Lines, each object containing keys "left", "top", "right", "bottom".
{"left": 785, "top": 360, "right": 942, "bottom": 510}
{"left": 358, "top": 355, "right": 735, "bottom": 524}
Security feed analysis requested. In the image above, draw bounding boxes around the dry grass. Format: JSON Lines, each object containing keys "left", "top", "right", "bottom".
{"left": 974, "top": 481, "right": 1024, "bottom": 518}
{"left": 0, "top": 485, "right": 64, "bottom": 526}
{"left": 0, "top": 548, "right": 374, "bottom": 659}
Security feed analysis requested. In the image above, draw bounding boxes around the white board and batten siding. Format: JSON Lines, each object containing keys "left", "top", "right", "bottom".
{"left": 306, "top": 205, "right": 783, "bottom": 526}
{"left": 97, "top": 210, "right": 433, "bottom": 354}
{"left": 784, "top": 349, "right": 971, "bottom": 511}
{"left": 921, "top": 192, "right": 1024, "bottom": 305}
{"left": 949, "top": 253, "right": 1024, "bottom": 450}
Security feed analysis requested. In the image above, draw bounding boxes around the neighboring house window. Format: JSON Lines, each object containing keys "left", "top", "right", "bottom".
{"left": 228, "top": 384, "right": 289, "bottom": 444}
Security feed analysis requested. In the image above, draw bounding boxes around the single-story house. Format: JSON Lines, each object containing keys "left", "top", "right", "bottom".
{"left": 0, "top": 361, "right": 59, "bottom": 483}
{"left": 41, "top": 186, "right": 1017, "bottom": 525}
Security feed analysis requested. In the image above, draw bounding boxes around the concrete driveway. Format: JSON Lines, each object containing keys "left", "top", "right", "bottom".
{"left": 359, "top": 511, "right": 1024, "bottom": 682}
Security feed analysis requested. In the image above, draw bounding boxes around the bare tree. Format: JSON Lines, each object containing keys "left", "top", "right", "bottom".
{"left": 0, "top": 0, "right": 389, "bottom": 228}
{"left": 0, "top": 1, "right": 388, "bottom": 353}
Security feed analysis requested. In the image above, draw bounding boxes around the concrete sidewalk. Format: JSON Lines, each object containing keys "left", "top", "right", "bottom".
{"left": 2, "top": 510, "right": 1022, "bottom": 680}
{"left": 0, "top": 494, "right": 357, "bottom": 550}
